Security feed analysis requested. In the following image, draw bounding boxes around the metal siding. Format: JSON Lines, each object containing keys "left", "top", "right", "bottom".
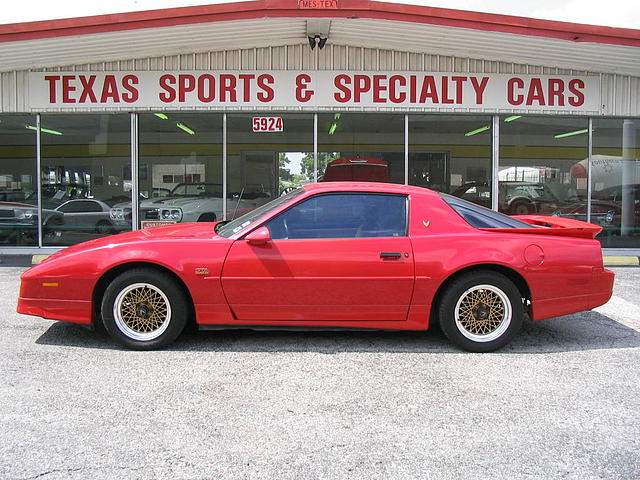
{"left": 1, "top": 44, "right": 638, "bottom": 115}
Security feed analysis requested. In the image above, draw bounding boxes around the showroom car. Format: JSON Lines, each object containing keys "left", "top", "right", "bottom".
{"left": 110, "top": 182, "right": 268, "bottom": 228}
{"left": 18, "top": 182, "right": 613, "bottom": 352}
{"left": 552, "top": 184, "right": 640, "bottom": 234}
{"left": 452, "top": 181, "right": 562, "bottom": 215}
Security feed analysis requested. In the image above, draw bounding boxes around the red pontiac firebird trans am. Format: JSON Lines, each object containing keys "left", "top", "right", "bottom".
{"left": 18, "top": 182, "right": 614, "bottom": 352}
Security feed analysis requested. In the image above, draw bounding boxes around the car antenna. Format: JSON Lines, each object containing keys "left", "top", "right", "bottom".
{"left": 231, "top": 187, "right": 245, "bottom": 219}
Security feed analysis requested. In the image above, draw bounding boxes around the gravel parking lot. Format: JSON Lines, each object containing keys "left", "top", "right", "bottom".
{"left": 1, "top": 266, "right": 639, "bottom": 480}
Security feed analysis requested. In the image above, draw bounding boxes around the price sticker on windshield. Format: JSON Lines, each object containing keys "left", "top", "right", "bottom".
{"left": 252, "top": 117, "right": 283, "bottom": 132}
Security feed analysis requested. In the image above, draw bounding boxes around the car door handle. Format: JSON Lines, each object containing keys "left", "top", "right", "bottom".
{"left": 380, "top": 252, "right": 402, "bottom": 259}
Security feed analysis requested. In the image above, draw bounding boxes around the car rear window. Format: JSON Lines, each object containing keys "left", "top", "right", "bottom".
{"left": 440, "top": 193, "right": 534, "bottom": 229}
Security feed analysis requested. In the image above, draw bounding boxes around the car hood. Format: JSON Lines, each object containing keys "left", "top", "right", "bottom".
{"left": 41, "top": 222, "right": 222, "bottom": 262}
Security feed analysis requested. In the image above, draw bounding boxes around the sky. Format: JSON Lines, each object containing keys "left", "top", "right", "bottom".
{"left": 1, "top": 0, "right": 639, "bottom": 29}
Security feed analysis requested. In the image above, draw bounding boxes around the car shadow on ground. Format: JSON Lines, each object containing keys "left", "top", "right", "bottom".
{"left": 35, "top": 309, "right": 640, "bottom": 354}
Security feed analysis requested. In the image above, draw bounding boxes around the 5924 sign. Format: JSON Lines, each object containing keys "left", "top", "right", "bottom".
{"left": 252, "top": 116, "right": 283, "bottom": 132}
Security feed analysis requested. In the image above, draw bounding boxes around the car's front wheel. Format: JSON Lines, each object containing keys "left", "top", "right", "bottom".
{"left": 438, "top": 271, "right": 523, "bottom": 352}
{"left": 101, "top": 268, "right": 188, "bottom": 350}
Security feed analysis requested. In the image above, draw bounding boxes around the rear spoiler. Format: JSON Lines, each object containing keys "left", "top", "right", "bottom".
{"left": 479, "top": 215, "right": 603, "bottom": 239}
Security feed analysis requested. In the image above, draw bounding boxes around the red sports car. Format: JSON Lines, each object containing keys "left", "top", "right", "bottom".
{"left": 17, "top": 182, "right": 614, "bottom": 352}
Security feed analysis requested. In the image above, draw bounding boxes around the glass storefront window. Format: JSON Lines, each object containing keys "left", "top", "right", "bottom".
{"left": 0, "top": 115, "right": 38, "bottom": 246}
{"left": 500, "top": 116, "right": 587, "bottom": 217}
{"left": 40, "top": 114, "right": 131, "bottom": 246}
{"left": 227, "top": 113, "right": 313, "bottom": 218}
{"left": 592, "top": 119, "right": 640, "bottom": 248}
{"left": 409, "top": 115, "right": 492, "bottom": 206}
{"left": 138, "top": 113, "right": 223, "bottom": 227}
{"left": 317, "top": 113, "right": 405, "bottom": 184}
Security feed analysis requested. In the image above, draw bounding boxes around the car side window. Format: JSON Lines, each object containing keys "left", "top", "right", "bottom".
{"left": 266, "top": 193, "right": 407, "bottom": 240}
{"left": 60, "top": 201, "right": 101, "bottom": 213}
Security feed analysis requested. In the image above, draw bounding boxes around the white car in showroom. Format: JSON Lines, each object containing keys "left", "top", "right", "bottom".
{"left": 110, "top": 183, "right": 269, "bottom": 228}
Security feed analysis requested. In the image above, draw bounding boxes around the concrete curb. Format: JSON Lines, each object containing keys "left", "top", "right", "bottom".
{"left": 31, "top": 255, "right": 51, "bottom": 265}
{"left": 603, "top": 256, "right": 640, "bottom": 266}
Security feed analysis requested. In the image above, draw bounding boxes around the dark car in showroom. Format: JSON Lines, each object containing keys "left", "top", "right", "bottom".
{"left": 452, "top": 181, "right": 562, "bottom": 215}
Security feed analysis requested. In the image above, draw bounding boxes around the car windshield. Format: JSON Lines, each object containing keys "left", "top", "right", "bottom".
{"left": 170, "top": 183, "right": 223, "bottom": 197}
{"left": 216, "top": 188, "right": 304, "bottom": 238}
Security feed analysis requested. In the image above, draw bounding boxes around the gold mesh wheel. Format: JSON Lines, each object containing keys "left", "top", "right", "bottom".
{"left": 113, "top": 283, "right": 172, "bottom": 341}
{"left": 454, "top": 284, "right": 512, "bottom": 343}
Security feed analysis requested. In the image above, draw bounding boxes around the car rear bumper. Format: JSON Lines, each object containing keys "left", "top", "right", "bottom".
{"left": 532, "top": 267, "right": 614, "bottom": 321}
{"left": 17, "top": 297, "right": 92, "bottom": 324}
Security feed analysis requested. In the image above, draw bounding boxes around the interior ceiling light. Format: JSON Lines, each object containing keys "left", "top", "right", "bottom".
{"left": 504, "top": 115, "right": 522, "bottom": 122}
{"left": 154, "top": 113, "right": 169, "bottom": 120}
{"left": 464, "top": 126, "right": 490, "bottom": 137}
{"left": 554, "top": 129, "right": 588, "bottom": 139}
{"left": 25, "top": 125, "right": 63, "bottom": 135}
{"left": 328, "top": 122, "right": 338, "bottom": 135}
{"left": 176, "top": 122, "right": 195, "bottom": 135}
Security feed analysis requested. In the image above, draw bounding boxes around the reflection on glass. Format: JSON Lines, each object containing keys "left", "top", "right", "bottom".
{"left": 0, "top": 115, "right": 38, "bottom": 245}
{"left": 500, "top": 115, "right": 587, "bottom": 217}
{"left": 591, "top": 119, "right": 640, "bottom": 247}
{"left": 318, "top": 113, "right": 404, "bottom": 184}
{"left": 409, "top": 115, "right": 492, "bottom": 207}
{"left": 40, "top": 114, "right": 131, "bottom": 246}
{"left": 137, "top": 113, "right": 223, "bottom": 227}
{"left": 227, "top": 114, "right": 313, "bottom": 219}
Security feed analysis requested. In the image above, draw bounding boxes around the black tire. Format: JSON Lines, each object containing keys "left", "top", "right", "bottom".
{"left": 438, "top": 271, "right": 523, "bottom": 352}
{"left": 95, "top": 220, "right": 115, "bottom": 235}
{"left": 510, "top": 201, "right": 532, "bottom": 215}
{"left": 101, "top": 268, "right": 188, "bottom": 350}
{"left": 197, "top": 212, "right": 216, "bottom": 222}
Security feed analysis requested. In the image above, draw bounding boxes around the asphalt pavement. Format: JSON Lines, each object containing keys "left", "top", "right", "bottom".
{"left": 1, "top": 266, "right": 639, "bottom": 480}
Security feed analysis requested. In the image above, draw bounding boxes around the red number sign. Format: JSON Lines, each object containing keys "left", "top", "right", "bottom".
{"left": 252, "top": 117, "right": 283, "bottom": 132}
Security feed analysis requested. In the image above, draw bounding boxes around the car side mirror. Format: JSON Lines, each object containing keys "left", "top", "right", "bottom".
{"left": 245, "top": 226, "right": 271, "bottom": 246}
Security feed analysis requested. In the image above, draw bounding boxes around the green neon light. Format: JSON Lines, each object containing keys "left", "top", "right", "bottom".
{"left": 328, "top": 122, "right": 338, "bottom": 135}
{"left": 334, "top": 113, "right": 341, "bottom": 120}
{"left": 154, "top": 113, "right": 169, "bottom": 120}
{"left": 464, "top": 125, "right": 490, "bottom": 137}
{"left": 554, "top": 129, "right": 588, "bottom": 139}
{"left": 176, "top": 122, "right": 195, "bottom": 135}
{"left": 504, "top": 115, "right": 522, "bottom": 122}
{"left": 25, "top": 125, "right": 63, "bottom": 135}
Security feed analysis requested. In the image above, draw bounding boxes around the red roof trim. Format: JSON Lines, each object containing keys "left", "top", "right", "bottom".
{"left": 1, "top": 0, "right": 639, "bottom": 47}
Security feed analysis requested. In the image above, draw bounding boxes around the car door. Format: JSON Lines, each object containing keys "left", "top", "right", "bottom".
{"left": 221, "top": 192, "right": 415, "bottom": 322}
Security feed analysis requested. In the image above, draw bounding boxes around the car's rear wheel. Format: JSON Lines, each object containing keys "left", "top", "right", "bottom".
{"left": 101, "top": 269, "right": 188, "bottom": 350}
{"left": 95, "top": 220, "right": 114, "bottom": 235}
{"left": 438, "top": 271, "right": 523, "bottom": 352}
{"left": 510, "top": 201, "right": 532, "bottom": 215}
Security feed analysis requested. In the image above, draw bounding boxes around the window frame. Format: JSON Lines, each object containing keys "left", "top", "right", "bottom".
{"left": 264, "top": 191, "right": 409, "bottom": 240}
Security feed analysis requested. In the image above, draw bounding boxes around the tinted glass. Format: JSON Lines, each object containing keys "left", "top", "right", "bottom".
{"left": 409, "top": 115, "right": 492, "bottom": 207}
{"left": 216, "top": 188, "right": 304, "bottom": 238}
{"left": 138, "top": 113, "right": 223, "bottom": 227}
{"left": 591, "top": 118, "right": 639, "bottom": 248}
{"left": 0, "top": 115, "right": 37, "bottom": 246}
{"left": 441, "top": 193, "right": 533, "bottom": 229}
{"left": 227, "top": 113, "right": 313, "bottom": 219}
{"left": 500, "top": 115, "right": 586, "bottom": 217}
{"left": 267, "top": 193, "right": 407, "bottom": 239}
{"left": 41, "top": 114, "right": 131, "bottom": 245}
{"left": 317, "top": 113, "right": 404, "bottom": 183}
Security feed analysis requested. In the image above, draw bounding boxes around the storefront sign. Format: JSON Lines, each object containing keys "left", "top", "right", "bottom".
{"left": 27, "top": 71, "right": 601, "bottom": 112}
{"left": 298, "top": 0, "right": 339, "bottom": 8}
